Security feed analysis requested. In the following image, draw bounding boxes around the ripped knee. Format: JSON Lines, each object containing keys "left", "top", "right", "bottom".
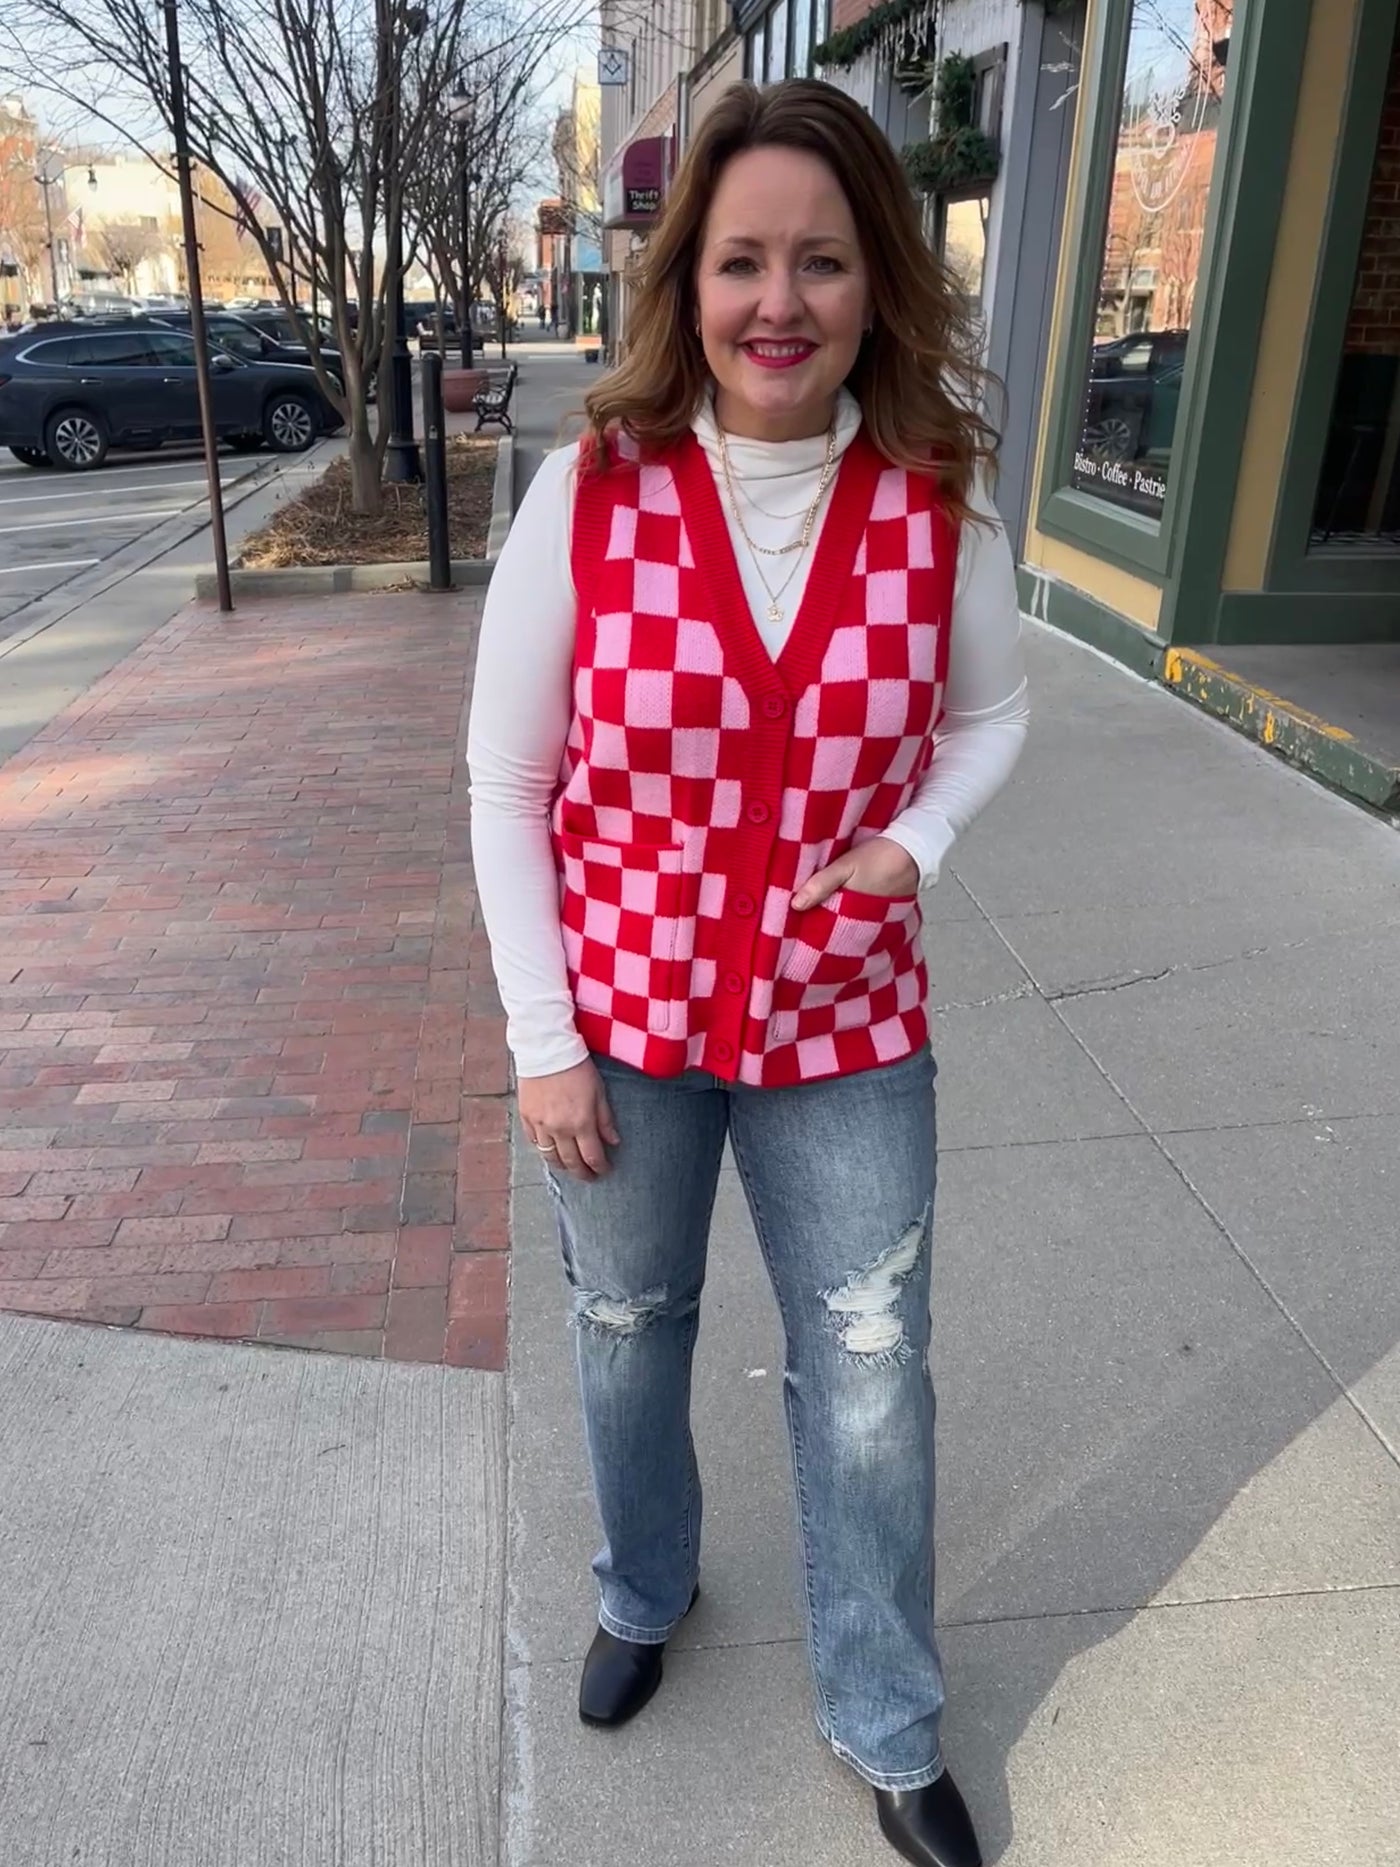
{"left": 572, "top": 1283, "right": 678, "bottom": 1339}
{"left": 819, "top": 1208, "right": 929, "bottom": 1366}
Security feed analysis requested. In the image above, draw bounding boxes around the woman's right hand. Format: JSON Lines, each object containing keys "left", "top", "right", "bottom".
{"left": 519, "top": 1059, "right": 621, "bottom": 1180}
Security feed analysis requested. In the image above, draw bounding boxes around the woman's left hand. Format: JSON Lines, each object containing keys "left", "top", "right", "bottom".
{"left": 792, "top": 836, "right": 920, "bottom": 911}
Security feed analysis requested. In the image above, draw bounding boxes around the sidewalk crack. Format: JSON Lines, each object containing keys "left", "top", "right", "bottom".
{"left": 1046, "top": 936, "right": 1317, "bottom": 1004}
{"left": 932, "top": 980, "right": 1039, "bottom": 1013}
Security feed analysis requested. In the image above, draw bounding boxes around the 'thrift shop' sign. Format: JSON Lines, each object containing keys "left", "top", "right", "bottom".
{"left": 603, "top": 136, "right": 673, "bottom": 230}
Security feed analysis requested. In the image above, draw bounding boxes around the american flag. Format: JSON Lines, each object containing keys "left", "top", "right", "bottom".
{"left": 234, "top": 183, "right": 263, "bottom": 238}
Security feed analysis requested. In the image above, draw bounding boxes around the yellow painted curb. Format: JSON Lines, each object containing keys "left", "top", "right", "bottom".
{"left": 1162, "top": 648, "right": 1356, "bottom": 744}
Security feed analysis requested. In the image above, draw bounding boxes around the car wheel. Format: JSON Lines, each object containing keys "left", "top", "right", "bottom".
{"left": 8, "top": 445, "right": 49, "bottom": 469}
{"left": 1085, "top": 414, "right": 1137, "bottom": 464}
{"left": 228, "top": 434, "right": 265, "bottom": 454}
{"left": 263, "top": 393, "right": 317, "bottom": 453}
{"left": 44, "top": 408, "right": 109, "bottom": 471}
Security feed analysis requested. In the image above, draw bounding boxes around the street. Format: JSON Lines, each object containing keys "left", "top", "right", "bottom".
{"left": 0, "top": 446, "right": 268, "bottom": 637}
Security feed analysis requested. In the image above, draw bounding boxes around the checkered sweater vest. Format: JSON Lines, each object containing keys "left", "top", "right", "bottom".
{"left": 556, "top": 428, "right": 957, "bottom": 1087}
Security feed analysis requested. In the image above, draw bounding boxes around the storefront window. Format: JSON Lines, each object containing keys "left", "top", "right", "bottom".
{"left": 1071, "top": 0, "right": 1233, "bottom": 520}
{"left": 1311, "top": 18, "right": 1400, "bottom": 548}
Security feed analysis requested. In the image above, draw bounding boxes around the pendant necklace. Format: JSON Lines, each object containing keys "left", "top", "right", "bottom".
{"left": 715, "top": 421, "right": 839, "bottom": 627}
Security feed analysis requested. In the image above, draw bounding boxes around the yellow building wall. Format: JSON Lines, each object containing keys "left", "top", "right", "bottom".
{"left": 690, "top": 38, "right": 743, "bottom": 130}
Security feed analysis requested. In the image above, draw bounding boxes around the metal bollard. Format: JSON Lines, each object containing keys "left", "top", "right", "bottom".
{"left": 421, "top": 349, "right": 451, "bottom": 591}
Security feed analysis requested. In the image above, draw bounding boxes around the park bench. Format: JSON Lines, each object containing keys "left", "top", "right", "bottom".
{"left": 473, "top": 363, "right": 518, "bottom": 433}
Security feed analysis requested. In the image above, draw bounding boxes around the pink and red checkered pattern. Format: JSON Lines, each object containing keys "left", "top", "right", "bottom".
{"left": 559, "top": 430, "right": 956, "bottom": 1087}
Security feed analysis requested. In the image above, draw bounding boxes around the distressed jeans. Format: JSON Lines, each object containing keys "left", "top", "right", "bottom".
{"left": 545, "top": 1044, "right": 947, "bottom": 1790}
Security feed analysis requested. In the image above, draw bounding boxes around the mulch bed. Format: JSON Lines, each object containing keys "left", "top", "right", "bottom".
{"left": 239, "top": 435, "right": 497, "bottom": 569}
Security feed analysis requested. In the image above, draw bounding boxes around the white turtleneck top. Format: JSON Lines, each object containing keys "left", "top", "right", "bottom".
{"left": 467, "top": 388, "right": 1030, "bottom": 1078}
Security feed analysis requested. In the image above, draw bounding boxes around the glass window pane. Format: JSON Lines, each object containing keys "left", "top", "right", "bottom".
{"left": 1071, "top": 0, "right": 1233, "bottom": 521}
{"left": 1311, "top": 13, "right": 1400, "bottom": 547}
{"left": 792, "top": 0, "right": 812, "bottom": 78}
{"left": 941, "top": 196, "right": 989, "bottom": 310}
{"left": 145, "top": 332, "right": 199, "bottom": 365}
{"left": 83, "top": 332, "right": 158, "bottom": 367}
{"left": 767, "top": 0, "right": 788, "bottom": 83}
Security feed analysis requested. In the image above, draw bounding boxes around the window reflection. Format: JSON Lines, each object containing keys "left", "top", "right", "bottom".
{"left": 1072, "top": 0, "right": 1233, "bottom": 521}
{"left": 940, "top": 196, "right": 989, "bottom": 310}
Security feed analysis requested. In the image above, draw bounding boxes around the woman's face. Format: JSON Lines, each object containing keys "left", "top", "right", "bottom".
{"left": 695, "top": 144, "right": 870, "bottom": 442}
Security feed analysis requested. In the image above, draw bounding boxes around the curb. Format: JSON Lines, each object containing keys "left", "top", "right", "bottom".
{"left": 193, "top": 434, "right": 515, "bottom": 602}
{"left": 0, "top": 449, "right": 294, "bottom": 661}
{"left": 1162, "top": 647, "right": 1400, "bottom": 814}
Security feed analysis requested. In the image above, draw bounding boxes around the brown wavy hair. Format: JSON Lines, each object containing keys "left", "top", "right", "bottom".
{"left": 584, "top": 79, "right": 999, "bottom": 523}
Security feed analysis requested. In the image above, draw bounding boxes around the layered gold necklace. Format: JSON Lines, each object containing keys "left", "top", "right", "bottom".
{"left": 715, "top": 421, "right": 839, "bottom": 627}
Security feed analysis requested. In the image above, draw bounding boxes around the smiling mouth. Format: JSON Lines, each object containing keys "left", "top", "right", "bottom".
{"left": 741, "top": 340, "right": 817, "bottom": 369}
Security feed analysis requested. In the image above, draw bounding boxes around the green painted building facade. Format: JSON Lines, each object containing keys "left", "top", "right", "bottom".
{"left": 1008, "top": 0, "right": 1400, "bottom": 810}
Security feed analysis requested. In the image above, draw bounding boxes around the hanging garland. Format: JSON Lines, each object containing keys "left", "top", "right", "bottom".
{"left": 812, "top": 0, "right": 929, "bottom": 73}
{"left": 902, "top": 51, "right": 1000, "bottom": 195}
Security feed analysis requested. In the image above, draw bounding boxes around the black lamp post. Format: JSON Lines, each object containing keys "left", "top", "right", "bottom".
{"left": 447, "top": 86, "right": 475, "bottom": 371}
{"left": 380, "top": 0, "right": 424, "bottom": 484}
{"left": 33, "top": 161, "right": 61, "bottom": 304}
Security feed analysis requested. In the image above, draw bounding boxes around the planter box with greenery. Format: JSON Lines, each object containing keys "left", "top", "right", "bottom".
{"left": 903, "top": 53, "right": 1001, "bottom": 196}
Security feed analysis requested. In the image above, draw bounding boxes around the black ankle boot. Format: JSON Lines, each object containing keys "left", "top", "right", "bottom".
{"left": 875, "top": 1771, "right": 982, "bottom": 1867}
{"left": 577, "top": 1585, "right": 698, "bottom": 1727}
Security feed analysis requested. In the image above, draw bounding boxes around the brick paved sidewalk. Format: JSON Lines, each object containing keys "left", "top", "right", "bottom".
{"left": 0, "top": 591, "right": 510, "bottom": 1366}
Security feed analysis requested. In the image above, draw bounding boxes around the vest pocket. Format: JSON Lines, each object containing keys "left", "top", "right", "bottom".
{"left": 556, "top": 833, "right": 692, "bottom": 1038}
{"left": 770, "top": 886, "right": 921, "bottom": 1043}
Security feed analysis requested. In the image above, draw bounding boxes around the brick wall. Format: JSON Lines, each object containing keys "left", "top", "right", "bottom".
{"left": 1344, "top": 21, "right": 1400, "bottom": 354}
{"left": 832, "top": 0, "right": 881, "bottom": 32}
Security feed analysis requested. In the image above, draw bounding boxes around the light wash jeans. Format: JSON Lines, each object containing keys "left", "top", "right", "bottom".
{"left": 545, "top": 1044, "right": 947, "bottom": 1790}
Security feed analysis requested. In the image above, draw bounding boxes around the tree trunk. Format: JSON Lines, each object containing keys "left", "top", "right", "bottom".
{"left": 347, "top": 417, "right": 383, "bottom": 516}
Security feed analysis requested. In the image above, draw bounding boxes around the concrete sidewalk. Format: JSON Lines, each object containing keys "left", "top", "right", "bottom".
{"left": 503, "top": 626, "right": 1400, "bottom": 1865}
{"left": 1, "top": 337, "right": 1397, "bottom": 1866}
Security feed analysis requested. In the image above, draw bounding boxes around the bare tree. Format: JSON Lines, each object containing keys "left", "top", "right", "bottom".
{"left": 403, "top": 47, "right": 551, "bottom": 361}
{"left": 480, "top": 207, "right": 531, "bottom": 357}
{"left": 0, "top": 108, "right": 50, "bottom": 305}
{"left": 90, "top": 218, "right": 166, "bottom": 290}
{"left": 0, "top": 0, "right": 588, "bottom": 510}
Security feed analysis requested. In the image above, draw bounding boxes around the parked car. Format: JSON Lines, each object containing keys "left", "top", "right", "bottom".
{"left": 235, "top": 306, "right": 338, "bottom": 345}
{"left": 415, "top": 303, "right": 456, "bottom": 341}
{"left": 211, "top": 308, "right": 375, "bottom": 399}
{"left": 61, "top": 291, "right": 141, "bottom": 320}
{"left": 0, "top": 324, "right": 342, "bottom": 470}
{"left": 149, "top": 308, "right": 349, "bottom": 394}
{"left": 1080, "top": 329, "right": 1188, "bottom": 465}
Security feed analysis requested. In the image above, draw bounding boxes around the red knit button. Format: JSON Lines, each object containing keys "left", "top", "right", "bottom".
{"left": 732, "top": 892, "right": 756, "bottom": 917}
{"left": 723, "top": 971, "right": 745, "bottom": 995}
{"left": 745, "top": 801, "right": 771, "bottom": 825}
{"left": 712, "top": 1040, "right": 735, "bottom": 1064}
{"left": 761, "top": 694, "right": 787, "bottom": 720}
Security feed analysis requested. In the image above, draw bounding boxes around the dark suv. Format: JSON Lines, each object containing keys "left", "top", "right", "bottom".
{"left": 151, "top": 308, "right": 373, "bottom": 402}
{"left": 0, "top": 324, "right": 343, "bottom": 470}
{"left": 1080, "top": 330, "right": 1188, "bottom": 465}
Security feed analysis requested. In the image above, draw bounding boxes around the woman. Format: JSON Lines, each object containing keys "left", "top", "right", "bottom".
{"left": 468, "top": 79, "right": 1028, "bottom": 1867}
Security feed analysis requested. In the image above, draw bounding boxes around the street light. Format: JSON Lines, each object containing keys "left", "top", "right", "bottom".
{"left": 33, "top": 160, "right": 62, "bottom": 305}
{"left": 380, "top": 0, "right": 425, "bottom": 484}
{"left": 446, "top": 85, "right": 475, "bottom": 371}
